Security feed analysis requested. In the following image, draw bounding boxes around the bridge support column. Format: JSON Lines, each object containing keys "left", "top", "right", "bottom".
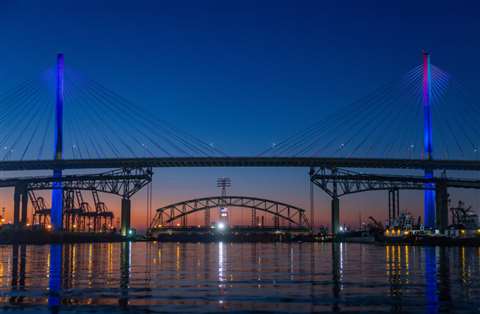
{"left": 13, "top": 184, "right": 28, "bottom": 227}
{"left": 121, "top": 198, "right": 131, "bottom": 237}
{"left": 21, "top": 189, "right": 28, "bottom": 225}
{"left": 435, "top": 183, "right": 448, "bottom": 233}
{"left": 309, "top": 167, "right": 317, "bottom": 232}
{"left": 331, "top": 169, "right": 340, "bottom": 236}
{"left": 13, "top": 187, "right": 21, "bottom": 227}
{"left": 331, "top": 197, "right": 340, "bottom": 235}
{"left": 388, "top": 189, "right": 399, "bottom": 226}
{"left": 310, "top": 176, "right": 315, "bottom": 232}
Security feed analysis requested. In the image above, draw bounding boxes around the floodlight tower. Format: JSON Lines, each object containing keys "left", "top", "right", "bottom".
{"left": 422, "top": 51, "right": 435, "bottom": 229}
{"left": 51, "top": 53, "right": 64, "bottom": 231}
{"left": 217, "top": 177, "right": 231, "bottom": 227}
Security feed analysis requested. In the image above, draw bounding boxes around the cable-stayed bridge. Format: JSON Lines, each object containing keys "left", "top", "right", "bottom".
{"left": 1, "top": 52, "right": 480, "bottom": 236}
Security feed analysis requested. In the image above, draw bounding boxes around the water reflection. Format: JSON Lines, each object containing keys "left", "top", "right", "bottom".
{"left": 217, "top": 242, "right": 226, "bottom": 307}
{"left": 0, "top": 243, "right": 479, "bottom": 312}
{"left": 331, "top": 243, "right": 341, "bottom": 312}
{"left": 10, "top": 244, "right": 26, "bottom": 305}
{"left": 48, "top": 244, "right": 62, "bottom": 312}
{"left": 438, "top": 247, "right": 452, "bottom": 313}
{"left": 383, "top": 245, "right": 463, "bottom": 313}
{"left": 424, "top": 247, "right": 438, "bottom": 313}
{"left": 119, "top": 241, "right": 130, "bottom": 308}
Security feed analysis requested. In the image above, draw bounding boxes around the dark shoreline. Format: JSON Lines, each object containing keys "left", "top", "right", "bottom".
{"left": 2, "top": 229, "right": 480, "bottom": 246}
{"left": 0, "top": 229, "right": 125, "bottom": 245}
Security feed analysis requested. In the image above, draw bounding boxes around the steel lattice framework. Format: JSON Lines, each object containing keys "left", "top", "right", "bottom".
{"left": 309, "top": 167, "right": 480, "bottom": 232}
{"left": 11, "top": 167, "right": 153, "bottom": 198}
{"left": 149, "top": 195, "right": 309, "bottom": 229}
{"left": 310, "top": 168, "right": 480, "bottom": 197}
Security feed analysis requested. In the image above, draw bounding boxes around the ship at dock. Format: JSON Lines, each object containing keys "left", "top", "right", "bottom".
{"left": 377, "top": 200, "right": 480, "bottom": 245}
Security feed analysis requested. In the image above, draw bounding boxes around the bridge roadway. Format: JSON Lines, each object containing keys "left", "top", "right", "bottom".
{"left": 0, "top": 157, "right": 480, "bottom": 171}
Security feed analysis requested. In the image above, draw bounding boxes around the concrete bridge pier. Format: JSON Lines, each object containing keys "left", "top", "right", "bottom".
{"left": 331, "top": 196, "right": 340, "bottom": 235}
{"left": 13, "top": 184, "right": 28, "bottom": 227}
{"left": 435, "top": 182, "right": 449, "bottom": 233}
{"left": 331, "top": 169, "right": 340, "bottom": 236}
{"left": 13, "top": 188, "right": 20, "bottom": 226}
{"left": 388, "top": 189, "right": 400, "bottom": 226}
{"left": 121, "top": 198, "right": 131, "bottom": 236}
{"left": 21, "top": 189, "right": 28, "bottom": 225}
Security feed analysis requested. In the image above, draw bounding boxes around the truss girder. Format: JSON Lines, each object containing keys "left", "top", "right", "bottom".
{"left": 23, "top": 167, "right": 153, "bottom": 198}
{"left": 310, "top": 168, "right": 480, "bottom": 197}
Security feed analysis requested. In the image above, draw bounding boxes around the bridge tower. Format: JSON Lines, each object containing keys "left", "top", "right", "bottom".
{"left": 51, "top": 53, "right": 64, "bottom": 231}
{"left": 423, "top": 51, "right": 435, "bottom": 229}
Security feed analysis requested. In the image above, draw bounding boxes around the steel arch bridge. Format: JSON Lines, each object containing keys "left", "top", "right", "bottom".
{"left": 149, "top": 196, "right": 310, "bottom": 230}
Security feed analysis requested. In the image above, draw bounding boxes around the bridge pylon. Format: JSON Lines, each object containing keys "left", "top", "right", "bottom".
{"left": 423, "top": 51, "right": 435, "bottom": 229}
{"left": 51, "top": 53, "right": 64, "bottom": 231}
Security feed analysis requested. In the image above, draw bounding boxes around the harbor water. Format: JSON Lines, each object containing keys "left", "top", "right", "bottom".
{"left": 0, "top": 242, "right": 479, "bottom": 313}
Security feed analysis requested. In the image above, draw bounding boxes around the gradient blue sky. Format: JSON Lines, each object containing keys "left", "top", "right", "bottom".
{"left": 0, "top": 0, "right": 479, "bottom": 229}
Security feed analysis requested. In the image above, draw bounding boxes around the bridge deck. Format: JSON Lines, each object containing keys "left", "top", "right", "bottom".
{"left": 0, "top": 157, "right": 479, "bottom": 171}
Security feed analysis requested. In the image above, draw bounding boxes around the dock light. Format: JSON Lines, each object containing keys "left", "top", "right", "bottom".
{"left": 128, "top": 229, "right": 133, "bottom": 235}
{"left": 47, "top": 224, "right": 52, "bottom": 230}
{"left": 216, "top": 222, "right": 225, "bottom": 230}
{"left": 176, "top": 223, "right": 180, "bottom": 227}
{"left": 404, "top": 231, "right": 409, "bottom": 235}
{"left": 460, "top": 229, "right": 466, "bottom": 235}
{"left": 477, "top": 229, "right": 480, "bottom": 234}
{"left": 339, "top": 226, "right": 344, "bottom": 232}
{"left": 385, "top": 230, "right": 390, "bottom": 236}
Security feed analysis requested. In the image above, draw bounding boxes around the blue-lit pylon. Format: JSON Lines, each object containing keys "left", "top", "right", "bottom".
{"left": 422, "top": 51, "right": 435, "bottom": 229}
{"left": 51, "top": 53, "right": 64, "bottom": 231}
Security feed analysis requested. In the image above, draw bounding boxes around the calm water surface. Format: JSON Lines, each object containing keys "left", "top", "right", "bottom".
{"left": 0, "top": 242, "right": 479, "bottom": 313}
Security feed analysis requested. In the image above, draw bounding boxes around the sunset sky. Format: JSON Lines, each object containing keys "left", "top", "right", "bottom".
{"left": 0, "top": 1, "right": 480, "bottom": 231}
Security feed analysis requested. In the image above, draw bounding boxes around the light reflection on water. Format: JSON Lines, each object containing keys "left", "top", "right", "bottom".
{"left": 0, "top": 242, "right": 479, "bottom": 313}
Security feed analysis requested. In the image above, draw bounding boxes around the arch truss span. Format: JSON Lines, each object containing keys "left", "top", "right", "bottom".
{"left": 149, "top": 196, "right": 310, "bottom": 230}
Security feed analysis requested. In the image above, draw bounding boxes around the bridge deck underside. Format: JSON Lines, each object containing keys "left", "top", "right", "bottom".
{"left": 0, "top": 157, "right": 479, "bottom": 171}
